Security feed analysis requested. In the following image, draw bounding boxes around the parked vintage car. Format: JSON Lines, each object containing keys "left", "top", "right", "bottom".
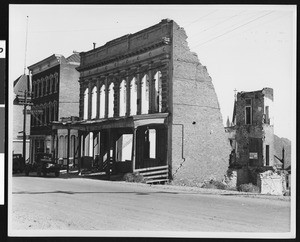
{"left": 25, "top": 153, "right": 61, "bottom": 177}
{"left": 13, "top": 154, "right": 25, "bottom": 174}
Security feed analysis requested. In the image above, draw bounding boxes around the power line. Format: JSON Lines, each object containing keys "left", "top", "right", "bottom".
{"left": 183, "top": 10, "right": 218, "bottom": 28}
{"left": 189, "top": 10, "right": 246, "bottom": 40}
{"left": 191, "top": 11, "right": 274, "bottom": 48}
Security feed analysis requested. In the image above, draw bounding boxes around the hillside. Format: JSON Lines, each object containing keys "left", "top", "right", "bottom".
{"left": 274, "top": 134, "right": 291, "bottom": 169}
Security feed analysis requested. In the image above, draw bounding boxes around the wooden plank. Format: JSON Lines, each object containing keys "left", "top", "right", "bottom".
{"left": 135, "top": 165, "right": 168, "bottom": 172}
{"left": 145, "top": 179, "right": 169, "bottom": 184}
{"left": 141, "top": 169, "right": 169, "bottom": 176}
{"left": 144, "top": 174, "right": 168, "bottom": 180}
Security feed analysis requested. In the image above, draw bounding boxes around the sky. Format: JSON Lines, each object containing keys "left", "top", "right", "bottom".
{"left": 9, "top": 4, "right": 296, "bottom": 140}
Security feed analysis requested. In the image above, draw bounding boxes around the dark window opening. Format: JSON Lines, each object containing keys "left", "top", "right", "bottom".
{"left": 266, "top": 145, "right": 269, "bottom": 166}
{"left": 245, "top": 106, "right": 252, "bottom": 124}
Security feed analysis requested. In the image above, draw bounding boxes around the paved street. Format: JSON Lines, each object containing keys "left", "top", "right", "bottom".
{"left": 11, "top": 175, "right": 290, "bottom": 234}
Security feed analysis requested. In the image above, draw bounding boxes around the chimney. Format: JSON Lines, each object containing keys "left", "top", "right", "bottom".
{"left": 93, "top": 43, "right": 96, "bottom": 49}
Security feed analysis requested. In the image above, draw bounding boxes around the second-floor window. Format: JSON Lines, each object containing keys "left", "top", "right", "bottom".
{"left": 245, "top": 98, "right": 252, "bottom": 125}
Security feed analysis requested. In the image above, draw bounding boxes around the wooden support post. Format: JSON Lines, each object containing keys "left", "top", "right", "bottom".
{"left": 67, "top": 128, "right": 70, "bottom": 174}
{"left": 78, "top": 131, "right": 82, "bottom": 172}
{"left": 132, "top": 128, "right": 137, "bottom": 172}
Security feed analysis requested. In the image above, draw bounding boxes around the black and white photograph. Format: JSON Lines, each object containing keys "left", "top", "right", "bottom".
{"left": 7, "top": 4, "right": 296, "bottom": 239}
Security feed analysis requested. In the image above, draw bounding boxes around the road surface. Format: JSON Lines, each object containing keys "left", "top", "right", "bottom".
{"left": 10, "top": 175, "right": 290, "bottom": 235}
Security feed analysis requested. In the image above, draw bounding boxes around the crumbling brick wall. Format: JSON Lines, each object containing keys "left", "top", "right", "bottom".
{"left": 170, "top": 22, "right": 231, "bottom": 183}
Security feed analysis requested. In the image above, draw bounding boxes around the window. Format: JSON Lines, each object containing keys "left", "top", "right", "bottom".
{"left": 45, "top": 77, "right": 49, "bottom": 95}
{"left": 49, "top": 103, "right": 52, "bottom": 122}
{"left": 266, "top": 145, "right": 269, "bottom": 166}
{"left": 108, "top": 82, "right": 114, "bottom": 118}
{"left": 83, "top": 88, "right": 89, "bottom": 120}
{"left": 154, "top": 71, "right": 162, "bottom": 113}
{"left": 99, "top": 85, "right": 105, "bottom": 118}
{"left": 49, "top": 75, "right": 53, "bottom": 94}
{"left": 144, "top": 129, "right": 156, "bottom": 159}
{"left": 91, "top": 86, "right": 97, "bottom": 119}
{"left": 54, "top": 73, "right": 58, "bottom": 93}
{"left": 119, "top": 80, "right": 127, "bottom": 116}
{"left": 141, "top": 74, "right": 149, "bottom": 114}
{"left": 245, "top": 98, "right": 252, "bottom": 125}
{"left": 130, "top": 77, "right": 137, "bottom": 115}
{"left": 264, "top": 106, "right": 270, "bottom": 124}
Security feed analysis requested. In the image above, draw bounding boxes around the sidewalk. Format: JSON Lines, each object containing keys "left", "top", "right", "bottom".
{"left": 58, "top": 168, "right": 291, "bottom": 201}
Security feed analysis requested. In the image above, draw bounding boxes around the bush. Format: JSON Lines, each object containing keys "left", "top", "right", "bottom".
{"left": 123, "top": 172, "right": 145, "bottom": 183}
{"left": 201, "top": 179, "right": 227, "bottom": 190}
{"left": 237, "top": 183, "right": 260, "bottom": 193}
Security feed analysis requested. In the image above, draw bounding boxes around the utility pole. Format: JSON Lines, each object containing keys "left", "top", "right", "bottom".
{"left": 22, "top": 90, "right": 28, "bottom": 164}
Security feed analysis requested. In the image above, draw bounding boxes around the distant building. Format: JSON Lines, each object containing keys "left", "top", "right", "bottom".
{"left": 28, "top": 52, "right": 80, "bottom": 164}
{"left": 13, "top": 74, "right": 31, "bottom": 160}
{"left": 57, "top": 19, "right": 230, "bottom": 183}
{"left": 225, "top": 88, "right": 275, "bottom": 185}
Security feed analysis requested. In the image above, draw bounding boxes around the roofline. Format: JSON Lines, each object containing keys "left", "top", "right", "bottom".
{"left": 27, "top": 54, "right": 62, "bottom": 70}
{"left": 81, "top": 18, "right": 174, "bottom": 56}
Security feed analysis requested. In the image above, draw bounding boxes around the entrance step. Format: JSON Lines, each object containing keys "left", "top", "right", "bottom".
{"left": 135, "top": 165, "right": 169, "bottom": 184}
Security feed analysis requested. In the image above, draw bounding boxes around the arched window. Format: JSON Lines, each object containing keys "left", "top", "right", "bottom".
{"left": 40, "top": 78, "right": 44, "bottom": 97}
{"left": 154, "top": 71, "right": 162, "bottom": 112}
{"left": 48, "top": 102, "right": 52, "bottom": 122}
{"left": 44, "top": 104, "right": 48, "bottom": 125}
{"left": 40, "top": 105, "right": 44, "bottom": 125}
{"left": 108, "top": 82, "right": 114, "bottom": 118}
{"left": 130, "top": 77, "right": 137, "bottom": 116}
{"left": 54, "top": 73, "right": 58, "bottom": 93}
{"left": 141, "top": 74, "right": 149, "bottom": 114}
{"left": 83, "top": 87, "right": 89, "bottom": 120}
{"left": 91, "top": 86, "right": 97, "bottom": 119}
{"left": 45, "top": 77, "right": 48, "bottom": 95}
{"left": 99, "top": 84, "right": 105, "bottom": 118}
{"left": 53, "top": 101, "right": 57, "bottom": 121}
{"left": 119, "top": 80, "right": 127, "bottom": 116}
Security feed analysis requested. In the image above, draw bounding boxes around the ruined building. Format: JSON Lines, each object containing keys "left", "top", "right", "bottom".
{"left": 225, "top": 88, "right": 275, "bottom": 185}
{"left": 57, "top": 19, "right": 230, "bottom": 183}
{"left": 28, "top": 52, "right": 80, "bottom": 164}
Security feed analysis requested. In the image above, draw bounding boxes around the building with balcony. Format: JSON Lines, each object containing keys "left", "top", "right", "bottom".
{"left": 56, "top": 19, "right": 230, "bottom": 183}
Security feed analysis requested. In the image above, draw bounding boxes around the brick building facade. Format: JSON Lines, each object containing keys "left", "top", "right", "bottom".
{"left": 63, "top": 19, "right": 230, "bottom": 183}
{"left": 28, "top": 52, "right": 80, "bottom": 164}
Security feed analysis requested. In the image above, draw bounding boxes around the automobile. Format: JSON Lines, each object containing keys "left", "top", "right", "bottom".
{"left": 25, "top": 153, "right": 61, "bottom": 177}
{"left": 13, "top": 154, "right": 25, "bottom": 174}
